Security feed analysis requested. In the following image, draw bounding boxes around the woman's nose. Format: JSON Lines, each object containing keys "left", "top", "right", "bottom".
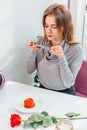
{"left": 47, "top": 27, "right": 52, "bottom": 33}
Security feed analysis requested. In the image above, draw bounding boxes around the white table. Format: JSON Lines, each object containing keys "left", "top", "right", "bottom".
{"left": 0, "top": 81, "right": 87, "bottom": 130}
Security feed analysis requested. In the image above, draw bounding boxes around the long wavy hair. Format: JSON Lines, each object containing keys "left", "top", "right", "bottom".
{"left": 42, "top": 3, "right": 76, "bottom": 44}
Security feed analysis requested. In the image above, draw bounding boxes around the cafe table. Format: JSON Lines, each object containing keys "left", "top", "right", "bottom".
{"left": 0, "top": 81, "right": 87, "bottom": 130}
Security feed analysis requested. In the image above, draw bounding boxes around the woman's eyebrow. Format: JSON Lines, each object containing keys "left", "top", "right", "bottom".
{"left": 51, "top": 24, "right": 57, "bottom": 26}
{"left": 45, "top": 23, "right": 57, "bottom": 26}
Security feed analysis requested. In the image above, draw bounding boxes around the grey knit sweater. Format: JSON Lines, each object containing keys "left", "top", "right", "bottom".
{"left": 27, "top": 37, "right": 86, "bottom": 90}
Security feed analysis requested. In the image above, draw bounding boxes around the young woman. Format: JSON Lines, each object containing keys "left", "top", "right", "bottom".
{"left": 27, "top": 3, "right": 85, "bottom": 95}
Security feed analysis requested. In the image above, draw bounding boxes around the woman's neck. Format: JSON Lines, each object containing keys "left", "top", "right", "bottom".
{"left": 51, "top": 40, "right": 63, "bottom": 46}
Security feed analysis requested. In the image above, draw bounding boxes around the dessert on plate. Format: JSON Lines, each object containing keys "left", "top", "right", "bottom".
{"left": 24, "top": 98, "right": 35, "bottom": 108}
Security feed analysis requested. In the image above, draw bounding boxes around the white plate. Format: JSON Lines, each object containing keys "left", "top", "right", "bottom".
{"left": 13, "top": 98, "right": 41, "bottom": 114}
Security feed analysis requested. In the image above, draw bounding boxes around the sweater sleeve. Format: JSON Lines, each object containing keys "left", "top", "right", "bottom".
{"left": 59, "top": 45, "right": 86, "bottom": 88}
{"left": 27, "top": 50, "right": 37, "bottom": 73}
{"left": 27, "top": 36, "right": 43, "bottom": 73}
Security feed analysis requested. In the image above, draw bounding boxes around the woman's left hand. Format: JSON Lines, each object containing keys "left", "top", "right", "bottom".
{"left": 49, "top": 45, "right": 64, "bottom": 58}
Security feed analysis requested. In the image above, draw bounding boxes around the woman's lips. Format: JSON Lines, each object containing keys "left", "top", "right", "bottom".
{"left": 47, "top": 35, "right": 52, "bottom": 38}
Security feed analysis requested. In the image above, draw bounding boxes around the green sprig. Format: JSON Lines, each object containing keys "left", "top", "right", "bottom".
{"left": 22, "top": 111, "right": 87, "bottom": 129}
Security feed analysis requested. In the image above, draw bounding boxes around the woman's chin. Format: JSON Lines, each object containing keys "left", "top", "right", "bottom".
{"left": 47, "top": 37, "right": 53, "bottom": 41}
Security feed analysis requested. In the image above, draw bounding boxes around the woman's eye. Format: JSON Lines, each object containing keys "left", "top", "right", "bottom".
{"left": 52, "top": 26, "right": 57, "bottom": 29}
{"left": 45, "top": 25, "right": 49, "bottom": 28}
{"left": 45, "top": 25, "right": 57, "bottom": 29}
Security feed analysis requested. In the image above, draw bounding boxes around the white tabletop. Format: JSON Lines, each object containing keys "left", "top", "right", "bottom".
{"left": 0, "top": 81, "right": 87, "bottom": 130}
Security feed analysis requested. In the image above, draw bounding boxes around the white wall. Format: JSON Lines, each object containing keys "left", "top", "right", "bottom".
{"left": 70, "top": 0, "right": 85, "bottom": 43}
{"left": 82, "top": 0, "right": 87, "bottom": 49}
{"left": 0, "top": 0, "right": 68, "bottom": 85}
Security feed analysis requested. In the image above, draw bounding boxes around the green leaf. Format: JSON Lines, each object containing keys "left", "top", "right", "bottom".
{"left": 29, "top": 113, "right": 44, "bottom": 122}
{"left": 51, "top": 116, "right": 58, "bottom": 124}
{"left": 36, "top": 35, "right": 41, "bottom": 39}
{"left": 23, "top": 120, "right": 34, "bottom": 128}
{"left": 41, "top": 111, "right": 49, "bottom": 116}
{"left": 73, "top": 113, "right": 80, "bottom": 117}
{"left": 34, "top": 74, "right": 39, "bottom": 83}
{"left": 31, "top": 122, "right": 40, "bottom": 129}
{"left": 42, "top": 116, "right": 52, "bottom": 128}
{"left": 34, "top": 84, "right": 39, "bottom": 87}
{"left": 65, "top": 112, "right": 80, "bottom": 117}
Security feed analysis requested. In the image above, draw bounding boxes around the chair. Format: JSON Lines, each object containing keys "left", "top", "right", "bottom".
{"left": 74, "top": 60, "right": 87, "bottom": 98}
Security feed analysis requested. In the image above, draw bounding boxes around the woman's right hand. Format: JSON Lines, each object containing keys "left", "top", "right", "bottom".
{"left": 27, "top": 41, "right": 39, "bottom": 52}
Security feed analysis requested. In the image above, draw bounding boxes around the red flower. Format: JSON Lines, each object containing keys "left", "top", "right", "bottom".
{"left": 10, "top": 114, "right": 21, "bottom": 127}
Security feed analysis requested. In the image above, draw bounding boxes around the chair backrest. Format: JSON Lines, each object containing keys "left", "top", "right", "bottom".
{"left": 74, "top": 60, "right": 87, "bottom": 96}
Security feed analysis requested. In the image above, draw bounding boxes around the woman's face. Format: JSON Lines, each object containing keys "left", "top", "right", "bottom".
{"left": 44, "top": 15, "right": 63, "bottom": 45}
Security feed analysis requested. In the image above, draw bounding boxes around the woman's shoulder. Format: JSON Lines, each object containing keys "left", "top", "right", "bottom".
{"left": 69, "top": 43, "right": 86, "bottom": 59}
{"left": 65, "top": 42, "right": 84, "bottom": 54}
{"left": 69, "top": 42, "right": 85, "bottom": 52}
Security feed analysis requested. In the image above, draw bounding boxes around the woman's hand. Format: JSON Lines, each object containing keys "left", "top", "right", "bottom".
{"left": 27, "top": 41, "right": 39, "bottom": 52}
{"left": 49, "top": 45, "right": 64, "bottom": 58}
